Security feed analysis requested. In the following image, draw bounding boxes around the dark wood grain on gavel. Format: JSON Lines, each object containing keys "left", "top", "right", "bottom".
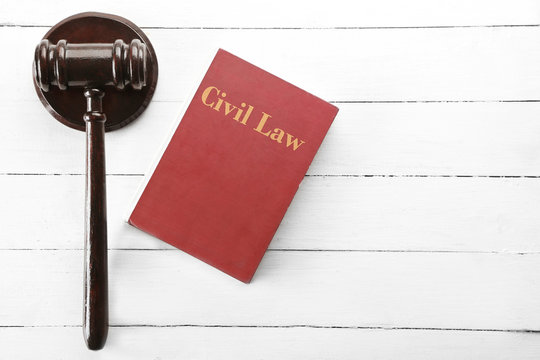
{"left": 35, "top": 40, "right": 148, "bottom": 347}
{"left": 34, "top": 39, "right": 147, "bottom": 91}
{"left": 83, "top": 88, "right": 108, "bottom": 350}
{"left": 33, "top": 12, "right": 157, "bottom": 350}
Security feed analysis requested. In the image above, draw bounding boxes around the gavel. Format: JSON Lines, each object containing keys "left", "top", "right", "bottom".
{"left": 32, "top": 12, "right": 158, "bottom": 350}
{"left": 34, "top": 38, "right": 148, "bottom": 91}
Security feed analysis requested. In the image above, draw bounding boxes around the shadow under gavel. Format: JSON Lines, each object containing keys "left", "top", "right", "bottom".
{"left": 34, "top": 38, "right": 149, "bottom": 350}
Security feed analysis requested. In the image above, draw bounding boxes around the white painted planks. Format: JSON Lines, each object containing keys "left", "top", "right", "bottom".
{"left": 3, "top": 26, "right": 540, "bottom": 103}
{"left": 2, "top": 175, "right": 540, "bottom": 252}
{"left": 1, "top": 327, "right": 539, "bottom": 360}
{"left": 2, "top": 1, "right": 540, "bottom": 358}
{"left": 2, "top": 0, "right": 539, "bottom": 28}
{"left": 2, "top": 102, "right": 540, "bottom": 175}
{"left": 1, "top": 250, "right": 539, "bottom": 330}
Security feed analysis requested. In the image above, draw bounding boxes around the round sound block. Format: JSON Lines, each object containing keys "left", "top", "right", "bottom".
{"left": 34, "top": 12, "right": 158, "bottom": 132}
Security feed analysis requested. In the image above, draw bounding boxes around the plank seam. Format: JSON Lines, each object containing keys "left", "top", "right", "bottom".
{"left": 330, "top": 100, "right": 540, "bottom": 104}
{"left": 2, "top": 173, "right": 540, "bottom": 178}
{"left": 0, "top": 324, "right": 538, "bottom": 333}
{"left": 2, "top": 24, "right": 540, "bottom": 30}
{"left": 0, "top": 249, "right": 537, "bottom": 255}
{"left": 7, "top": 99, "right": 540, "bottom": 104}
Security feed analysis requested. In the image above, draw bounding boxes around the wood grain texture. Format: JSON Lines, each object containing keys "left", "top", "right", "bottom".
{"left": 2, "top": 0, "right": 540, "bottom": 357}
{"left": 2, "top": 0, "right": 539, "bottom": 27}
{"left": 82, "top": 90, "right": 109, "bottom": 350}
{"left": 1, "top": 327, "right": 540, "bottom": 360}
{"left": 5, "top": 26, "right": 540, "bottom": 103}
{"left": 3, "top": 102, "right": 540, "bottom": 175}
{"left": 2, "top": 250, "right": 539, "bottom": 330}
{"left": 2, "top": 175, "right": 540, "bottom": 252}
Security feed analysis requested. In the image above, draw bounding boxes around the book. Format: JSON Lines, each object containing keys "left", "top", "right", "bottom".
{"left": 128, "top": 49, "right": 339, "bottom": 283}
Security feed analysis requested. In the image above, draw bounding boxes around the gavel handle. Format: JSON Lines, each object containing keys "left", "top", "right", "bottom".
{"left": 83, "top": 88, "right": 109, "bottom": 350}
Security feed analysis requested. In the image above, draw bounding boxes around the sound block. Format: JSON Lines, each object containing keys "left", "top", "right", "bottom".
{"left": 33, "top": 12, "right": 159, "bottom": 132}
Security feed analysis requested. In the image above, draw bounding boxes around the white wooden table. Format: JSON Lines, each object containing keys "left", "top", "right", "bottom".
{"left": 2, "top": 1, "right": 540, "bottom": 358}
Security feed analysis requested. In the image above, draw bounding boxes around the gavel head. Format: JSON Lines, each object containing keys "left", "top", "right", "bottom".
{"left": 33, "top": 12, "right": 158, "bottom": 132}
{"left": 34, "top": 38, "right": 148, "bottom": 92}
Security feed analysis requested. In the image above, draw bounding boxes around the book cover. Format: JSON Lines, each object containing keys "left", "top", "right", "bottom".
{"left": 128, "top": 49, "right": 338, "bottom": 283}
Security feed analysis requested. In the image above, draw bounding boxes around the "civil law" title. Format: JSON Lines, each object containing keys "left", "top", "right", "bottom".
{"left": 201, "top": 86, "right": 306, "bottom": 151}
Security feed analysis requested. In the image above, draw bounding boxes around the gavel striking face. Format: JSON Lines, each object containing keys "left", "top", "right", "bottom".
{"left": 32, "top": 12, "right": 158, "bottom": 351}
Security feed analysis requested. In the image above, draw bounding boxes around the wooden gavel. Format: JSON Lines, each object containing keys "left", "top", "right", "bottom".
{"left": 32, "top": 12, "right": 158, "bottom": 351}
{"left": 34, "top": 38, "right": 149, "bottom": 350}
{"left": 34, "top": 39, "right": 148, "bottom": 91}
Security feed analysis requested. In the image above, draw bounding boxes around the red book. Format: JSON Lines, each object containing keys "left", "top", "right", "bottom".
{"left": 128, "top": 49, "right": 338, "bottom": 282}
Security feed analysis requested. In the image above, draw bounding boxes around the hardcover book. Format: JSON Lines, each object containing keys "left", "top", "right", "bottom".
{"left": 128, "top": 49, "right": 338, "bottom": 282}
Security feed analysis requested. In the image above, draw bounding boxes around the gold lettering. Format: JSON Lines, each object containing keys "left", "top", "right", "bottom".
{"left": 240, "top": 105, "right": 254, "bottom": 125}
{"left": 201, "top": 86, "right": 219, "bottom": 108}
{"left": 253, "top": 112, "right": 272, "bottom": 136}
{"left": 201, "top": 86, "right": 306, "bottom": 151}
{"left": 233, "top": 103, "right": 245, "bottom": 122}
{"left": 234, "top": 109, "right": 243, "bottom": 121}
{"left": 224, "top": 102, "right": 238, "bottom": 116}
{"left": 213, "top": 91, "right": 226, "bottom": 112}
{"left": 269, "top": 128, "right": 285, "bottom": 143}
{"left": 285, "top": 134, "right": 306, "bottom": 151}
